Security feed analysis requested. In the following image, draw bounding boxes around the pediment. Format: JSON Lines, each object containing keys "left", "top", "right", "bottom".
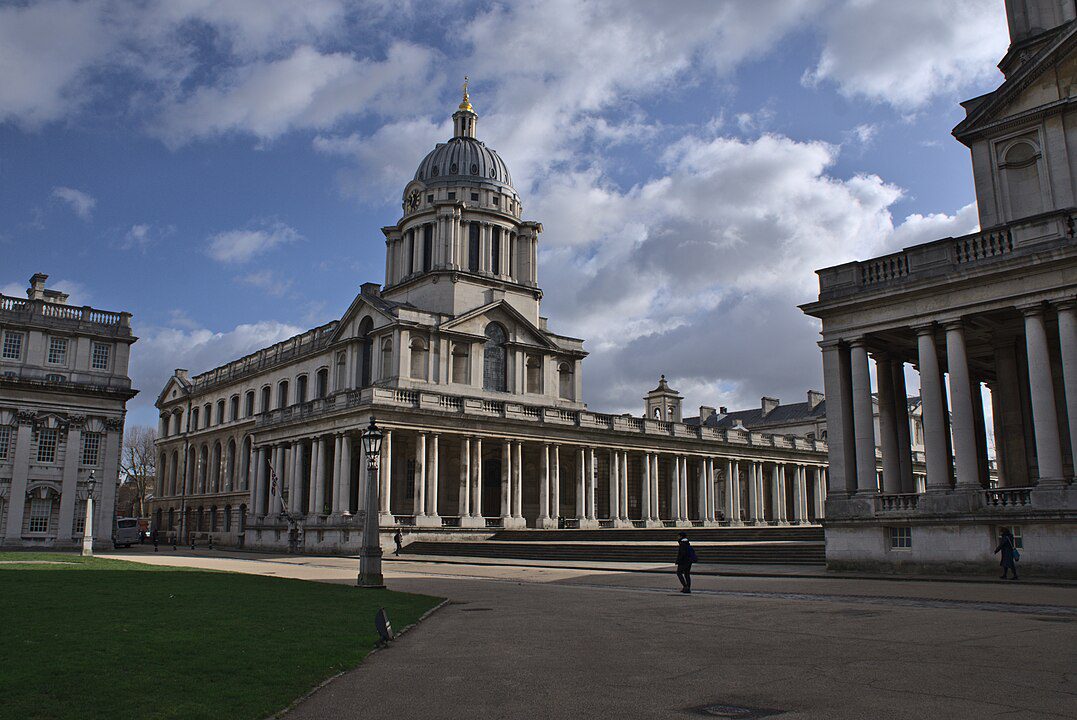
{"left": 155, "top": 376, "right": 190, "bottom": 409}
{"left": 441, "top": 300, "right": 557, "bottom": 349}
{"left": 328, "top": 292, "right": 398, "bottom": 344}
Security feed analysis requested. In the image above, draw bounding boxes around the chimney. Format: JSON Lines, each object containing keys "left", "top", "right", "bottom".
{"left": 807, "top": 390, "right": 824, "bottom": 409}
{"left": 361, "top": 282, "right": 381, "bottom": 298}
{"left": 761, "top": 396, "right": 779, "bottom": 416}
{"left": 28, "top": 273, "right": 48, "bottom": 300}
{"left": 174, "top": 369, "right": 189, "bottom": 383}
{"left": 719, "top": 406, "right": 727, "bottom": 414}
{"left": 699, "top": 406, "right": 716, "bottom": 423}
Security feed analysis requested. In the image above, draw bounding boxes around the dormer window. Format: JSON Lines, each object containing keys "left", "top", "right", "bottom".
{"left": 450, "top": 163, "right": 458, "bottom": 173}
{"left": 471, "top": 164, "right": 479, "bottom": 174}
{"left": 431, "top": 165, "right": 439, "bottom": 176}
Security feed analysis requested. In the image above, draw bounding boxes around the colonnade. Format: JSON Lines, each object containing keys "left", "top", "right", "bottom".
{"left": 247, "top": 428, "right": 827, "bottom": 528}
{"left": 823, "top": 300, "right": 1077, "bottom": 496}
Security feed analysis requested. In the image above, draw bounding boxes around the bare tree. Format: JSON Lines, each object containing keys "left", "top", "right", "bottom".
{"left": 120, "top": 425, "right": 157, "bottom": 518}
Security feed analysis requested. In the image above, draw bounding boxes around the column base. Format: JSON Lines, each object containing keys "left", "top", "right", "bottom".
{"left": 611, "top": 518, "right": 633, "bottom": 528}
{"left": 415, "top": 515, "right": 442, "bottom": 528}
{"left": 643, "top": 519, "right": 664, "bottom": 528}
{"left": 673, "top": 520, "right": 692, "bottom": 528}
{"left": 700, "top": 520, "right": 720, "bottom": 527}
{"left": 378, "top": 512, "right": 395, "bottom": 525}
{"left": 459, "top": 515, "right": 487, "bottom": 529}
{"left": 578, "top": 518, "right": 600, "bottom": 529}
{"left": 538, "top": 517, "right": 558, "bottom": 529}
{"left": 503, "top": 517, "right": 527, "bottom": 529}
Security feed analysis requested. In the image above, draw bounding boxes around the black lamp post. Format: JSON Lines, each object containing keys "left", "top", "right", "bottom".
{"left": 358, "top": 416, "right": 385, "bottom": 588}
{"left": 81, "top": 470, "right": 97, "bottom": 557}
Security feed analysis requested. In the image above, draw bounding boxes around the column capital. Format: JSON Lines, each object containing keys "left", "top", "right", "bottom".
{"left": 1051, "top": 297, "right": 1077, "bottom": 312}
{"left": 1017, "top": 301, "right": 1046, "bottom": 317}
{"left": 941, "top": 318, "right": 966, "bottom": 332}
{"left": 911, "top": 322, "right": 937, "bottom": 336}
{"left": 846, "top": 335, "right": 869, "bottom": 349}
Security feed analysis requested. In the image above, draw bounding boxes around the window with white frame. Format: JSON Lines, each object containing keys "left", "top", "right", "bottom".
{"left": 74, "top": 500, "right": 86, "bottom": 534}
{"left": 28, "top": 497, "right": 51, "bottom": 533}
{"left": 48, "top": 337, "right": 68, "bottom": 365}
{"left": 91, "top": 343, "right": 110, "bottom": 369}
{"left": 81, "top": 432, "right": 101, "bottom": 466}
{"left": 888, "top": 526, "right": 912, "bottom": 549}
{"left": 2, "top": 331, "right": 23, "bottom": 360}
{"left": 0, "top": 425, "right": 10, "bottom": 460}
{"left": 36, "top": 428, "right": 58, "bottom": 463}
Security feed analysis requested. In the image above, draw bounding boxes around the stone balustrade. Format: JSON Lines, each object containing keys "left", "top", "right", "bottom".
{"left": 874, "top": 493, "right": 920, "bottom": 513}
{"left": 0, "top": 294, "right": 132, "bottom": 334}
{"left": 984, "top": 486, "right": 1033, "bottom": 508}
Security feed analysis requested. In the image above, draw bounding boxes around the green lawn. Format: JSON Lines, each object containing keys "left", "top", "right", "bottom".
{"left": 0, "top": 553, "right": 442, "bottom": 720}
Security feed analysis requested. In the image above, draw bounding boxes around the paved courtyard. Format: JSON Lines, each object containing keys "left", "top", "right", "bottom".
{"left": 106, "top": 549, "right": 1077, "bottom": 720}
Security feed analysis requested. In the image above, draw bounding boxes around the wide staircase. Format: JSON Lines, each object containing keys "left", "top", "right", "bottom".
{"left": 400, "top": 526, "right": 825, "bottom": 565}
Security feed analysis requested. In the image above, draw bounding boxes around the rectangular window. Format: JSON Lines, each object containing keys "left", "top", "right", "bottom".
{"left": 37, "top": 428, "right": 58, "bottom": 463}
{"left": 81, "top": 432, "right": 101, "bottom": 466}
{"left": 91, "top": 342, "right": 110, "bottom": 369}
{"left": 0, "top": 425, "right": 10, "bottom": 460}
{"left": 2, "top": 331, "right": 23, "bottom": 360}
{"left": 468, "top": 224, "right": 480, "bottom": 272}
{"left": 447, "top": 192, "right": 456, "bottom": 201}
{"left": 470, "top": 192, "right": 479, "bottom": 202}
{"left": 48, "top": 337, "right": 68, "bottom": 365}
{"left": 888, "top": 526, "right": 912, "bottom": 549}
{"left": 74, "top": 501, "right": 86, "bottom": 534}
{"left": 29, "top": 498, "right": 51, "bottom": 533}
{"left": 491, "top": 227, "right": 501, "bottom": 275}
{"left": 422, "top": 224, "right": 433, "bottom": 272}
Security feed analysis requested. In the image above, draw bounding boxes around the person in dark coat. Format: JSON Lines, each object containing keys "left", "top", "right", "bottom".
{"left": 151, "top": 528, "right": 159, "bottom": 552}
{"left": 995, "top": 528, "right": 1019, "bottom": 580}
{"left": 394, "top": 530, "right": 403, "bottom": 556}
{"left": 676, "top": 532, "right": 697, "bottom": 593}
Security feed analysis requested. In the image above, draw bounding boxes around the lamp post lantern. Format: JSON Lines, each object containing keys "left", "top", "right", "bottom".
{"left": 358, "top": 416, "right": 385, "bottom": 588}
{"left": 81, "top": 470, "right": 97, "bottom": 557}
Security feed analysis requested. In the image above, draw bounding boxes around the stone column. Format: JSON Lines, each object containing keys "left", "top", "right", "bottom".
{"left": 916, "top": 325, "right": 952, "bottom": 491}
{"left": 770, "top": 464, "right": 782, "bottom": 525}
{"left": 472, "top": 438, "right": 484, "bottom": 519}
{"left": 609, "top": 449, "right": 620, "bottom": 520}
{"left": 426, "top": 433, "right": 440, "bottom": 522}
{"left": 460, "top": 437, "right": 472, "bottom": 519}
{"left": 339, "top": 435, "right": 352, "bottom": 515}
{"left": 512, "top": 441, "right": 523, "bottom": 523}
{"left": 747, "top": 461, "right": 760, "bottom": 524}
{"left": 891, "top": 360, "right": 915, "bottom": 493}
{"left": 696, "top": 458, "right": 708, "bottom": 522}
{"left": 874, "top": 354, "right": 901, "bottom": 493}
{"left": 57, "top": 419, "right": 83, "bottom": 542}
{"left": 551, "top": 445, "right": 561, "bottom": 523}
{"left": 500, "top": 441, "right": 512, "bottom": 521}
{"left": 944, "top": 321, "right": 983, "bottom": 490}
{"left": 586, "top": 448, "right": 597, "bottom": 522}
{"left": 848, "top": 339, "right": 878, "bottom": 493}
{"left": 705, "top": 458, "right": 716, "bottom": 523}
{"left": 642, "top": 452, "right": 652, "bottom": 525}
{"left": 1022, "top": 305, "right": 1065, "bottom": 483}
{"left": 722, "top": 459, "right": 734, "bottom": 524}
{"left": 670, "top": 456, "right": 681, "bottom": 521}
{"left": 576, "top": 447, "right": 586, "bottom": 520}
{"left": 1055, "top": 300, "right": 1077, "bottom": 473}
{"left": 971, "top": 376, "right": 990, "bottom": 488}
{"left": 415, "top": 433, "right": 427, "bottom": 517}
{"left": 539, "top": 443, "right": 551, "bottom": 524}
{"left": 792, "top": 466, "right": 805, "bottom": 524}
{"left": 253, "top": 446, "right": 267, "bottom": 516}
{"left": 380, "top": 430, "right": 393, "bottom": 516}
{"left": 268, "top": 445, "right": 283, "bottom": 516}
{"left": 820, "top": 341, "right": 857, "bottom": 496}
{"left": 815, "top": 467, "right": 827, "bottom": 520}
{"left": 309, "top": 438, "right": 322, "bottom": 515}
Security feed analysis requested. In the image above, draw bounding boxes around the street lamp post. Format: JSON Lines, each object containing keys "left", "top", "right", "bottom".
{"left": 358, "top": 416, "right": 384, "bottom": 588}
{"left": 81, "top": 470, "right": 97, "bottom": 557}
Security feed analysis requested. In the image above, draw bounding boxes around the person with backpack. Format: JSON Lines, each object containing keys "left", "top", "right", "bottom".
{"left": 994, "top": 527, "right": 1019, "bottom": 580}
{"left": 394, "top": 530, "right": 403, "bottom": 556}
{"left": 676, "top": 532, "right": 697, "bottom": 593}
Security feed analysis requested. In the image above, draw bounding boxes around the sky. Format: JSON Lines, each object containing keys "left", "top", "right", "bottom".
{"left": 0, "top": 0, "right": 1011, "bottom": 430}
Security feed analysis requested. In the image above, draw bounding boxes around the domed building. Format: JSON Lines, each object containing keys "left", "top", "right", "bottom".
{"left": 150, "top": 86, "right": 828, "bottom": 554}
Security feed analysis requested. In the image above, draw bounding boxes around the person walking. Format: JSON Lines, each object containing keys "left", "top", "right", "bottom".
{"left": 676, "top": 532, "right": 697, "bottom": 593}
{"left": 995, "top": 527, "right": 1019, "bottom": 580}
{"left": 151, "top": 528, "right": 159, "bottom": 552}
{"left": 394, "top": 530, "right": 403, "bottom": 556}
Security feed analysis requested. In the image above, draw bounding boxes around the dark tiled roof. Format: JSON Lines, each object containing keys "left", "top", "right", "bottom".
{"left": 685, "top": 394, "right": 922, "bottom": 431}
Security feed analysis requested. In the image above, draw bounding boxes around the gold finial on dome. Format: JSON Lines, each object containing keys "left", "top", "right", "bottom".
{"left": 459, "top": 75, "right": 473, "bottom": 112}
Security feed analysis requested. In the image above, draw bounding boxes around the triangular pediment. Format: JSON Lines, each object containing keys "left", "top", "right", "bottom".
{"left": 441, "top": 300, "right": 557, "bottom": 349}
{"left": 328, "top": 291, "right": 399, "bottom": 344}
{"left": 155, "top": 375, "right": 191, "bottom": 408}
{"left": 954, "top": 24, "right": 1077, "bottom": 142}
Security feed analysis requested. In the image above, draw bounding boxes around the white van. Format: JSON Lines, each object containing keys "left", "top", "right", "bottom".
{"left": 113, "top": 517, "right": 141, "bottom": 548}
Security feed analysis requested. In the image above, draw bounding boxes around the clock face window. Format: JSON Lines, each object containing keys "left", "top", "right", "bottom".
{"left": 408, "top": 191, "right": 421, "bottom": 210}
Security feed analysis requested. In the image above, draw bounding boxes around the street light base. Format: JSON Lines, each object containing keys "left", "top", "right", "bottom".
{"left": 357, "top": 573, "right": 385, "bottom": 589}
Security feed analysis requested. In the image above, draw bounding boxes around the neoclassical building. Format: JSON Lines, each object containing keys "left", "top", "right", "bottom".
{"left": 802, "top": 0, "right": 1077, "bottom": 575}
{"left": 152, "top": 90, "right": 829, "bottom": 552}
{"left": 0, "top": 274, "right": 137, "bottom": 549}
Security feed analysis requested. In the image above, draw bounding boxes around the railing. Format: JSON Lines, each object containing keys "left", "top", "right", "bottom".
{"left": 0, "top": 295, "right": 130, "bottom": 329}
{"left": 438, "top": 396, "right": 463, "bottom": 412}
{"left": 860, "top": 252, "right": 909, "bottom": 286}
{"left": 395, "top": 515, "right": 416, "bottom": 526}
{"left": 441, "top": 516, "right": 461, "bottom": 528}
{"left": 485, "top": 517, "right": 504, "bottom": 528}
{"left": 394, "top": 390, "right": 419, "bottom": 405}
{"left": 598, "top": 519, "right": 615, "bottom": 528}
{"left": 984, "top": 487, "right": 1033, "bottom": 508}
{"left": 562, "top": 518, "right": 580, "bottom": 529}
{"left": 874, "top": 493, "right": 920, "bottom": 512}
{"left": 0, "top": 296, "right": 27, "bottom": 312}
{"left": 954, "top": 227, "right": 1013, "bottom": 263}
{"left": 480, "top": 400, "right": 504, "bottom": 415}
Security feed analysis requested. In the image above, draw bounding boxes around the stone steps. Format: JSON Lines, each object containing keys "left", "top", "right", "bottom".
{"left": 488, "top": 526, "right": 824, "bottom": 543}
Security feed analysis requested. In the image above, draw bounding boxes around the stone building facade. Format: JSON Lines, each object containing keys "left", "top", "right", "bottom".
{"left": 151, "top": 90, "right": 830, "bottom": 552}
{"left": 0, "top": 274, "right": 137, "bottom": 549}
{"left": 802, "top": 0, "right": 1077, "bottom": 575}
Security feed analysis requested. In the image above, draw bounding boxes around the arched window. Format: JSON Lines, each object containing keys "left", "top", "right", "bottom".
{"left": 216, "top": 399, "right": 224, "bottom": 424}
{"left": 173, "top": 409, "right": 182, "bottom": 434}
{"left": 410, "top": 336, "right": 429, "bottom": 380}
{"left": 468, "top": 223, "right": 480, "bottom": 272}
{"left": 316, "top": 368, "right": 328, "bottom": 398}
{"left": 159, "top": 452, "right": 168, "bottom": 493}
{"left": 558, "top": 362, "right": 574, "bottom": 400}
{"left": 491, "top": 227, "right": 501, "bottom": 275}
{"left": 245, "top": 391, "right": 255, "bottom": 417}
{"left": 210, "top": 442, "right": 222, "bottom": 492}
{"left": 277, "top": 380, "right": 289, "bottom": 409}
{"left": 526, "top": 355, "right": 542, "bottom": 394}
{"left": 381, "top": 338, "right": 393, "bottom": 380}
{"left": 191, "top": 407, "right": 200, "bottom": 429}
{"left": 171, "top": 450, "right": 179, "bottom": 495}
{"left": 335, "top": 351, "right": 346, "bottom": 391}
{"left": 483, "top": 323, "right": 507, "bottom": 392}
{"left": 451, "top": 343, "right": 470, "bottom": 384}
{"left": 295, "top": 375, "right": 308, "bottom": 404}
{"left": 240, "top": 436, "right": 252, "bottom": 490}
{"left": 422, "top": 224, "right": 433, "bottom": 272}
{"left": 203, "top": 404, "right": 211, "bottom": 428}
{"left": 187, "top": 446, "right": 197, "bottom": 490}
{"left": 229, "top": 395, "right": 239, "bottom": 421}
{"left": 260, "top": 386, "right": 271, "bottom": 414}
{"left": 358, "top": 317, "right": 373, "bottom": 388}
{"left": 161, "top": 415, "right": 170, "bottom": 437}
{"left": 224, "top": 505, "right": 232, "bottom": 532}
{"left": 1002, "top": 140, "right": 1043, "bottom": 220}
{"left": 225, "top": 439, "right": 236, "bottom": 491}
{"left": 198, "top": 445, "right": 208, "bottom": 493}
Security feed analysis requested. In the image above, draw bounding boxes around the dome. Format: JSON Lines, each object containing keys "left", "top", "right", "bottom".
{"left": 413, "top": 137, "right": 515, "bottom": 193}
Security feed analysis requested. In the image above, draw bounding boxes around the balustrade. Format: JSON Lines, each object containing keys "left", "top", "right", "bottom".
{"left": 874, "top": 493, "right": 920, "bottom": 512}
{"left": 984, "top": 487, "right": 1033, "bottom": 508}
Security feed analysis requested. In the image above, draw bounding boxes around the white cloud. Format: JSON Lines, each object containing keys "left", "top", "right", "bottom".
{"left": 117, "top": 223, "right": 174, "bottom": 251}
{"left": 887, "top": 201, "right": 980, "bottom": 250}
{"left": 51, "top": 186, "right": 96, "bottom": 221}
{"left": 805, "top": 0, "right": 1009, "bottom": 108}
{"left": 126, "top": 317, "right": 306, "bottom": 426}
{"left": 153, "top": 42, "right": 438, "bottom": 145}
{"left": 237, "top": 269, "right": 294, "bottom": 297}
{"left": 206, "top": 222, "right": 301, "bottom": 264}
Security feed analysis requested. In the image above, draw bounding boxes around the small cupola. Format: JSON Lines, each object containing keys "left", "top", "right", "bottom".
{"left": 452, "top": 76, "right": 477, "bottom": 139}
{"left": 644, "top": 374, "right": 683, "bottom": 422}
